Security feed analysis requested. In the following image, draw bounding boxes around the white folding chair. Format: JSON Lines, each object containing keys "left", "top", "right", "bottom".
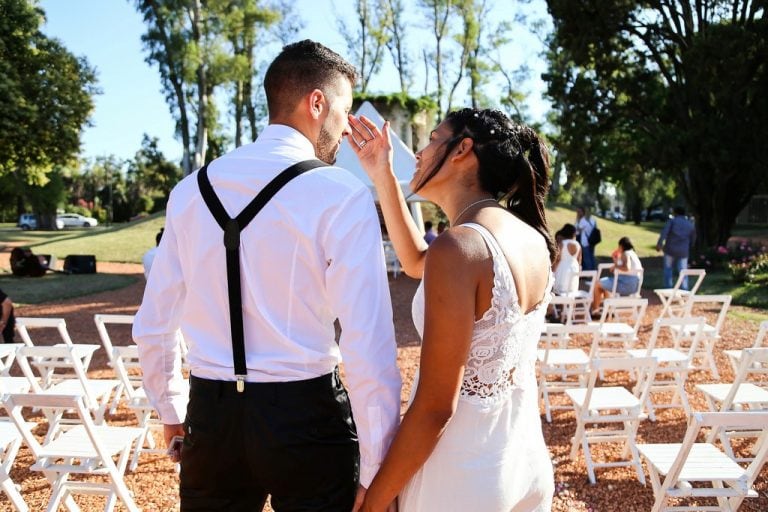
{"left": 724, "top": 320, "right": 768, "bottom": 378}
{"left": 637, "top": 411, "right": 768, "bottom": 512}
{"left": 654, "top": 269, "right": 706, "bottom": 319}
{"left": 3, "top": 393, "right": 143, "bottom": 512}
{"left": 696, "top": 347, "right": 768, "bottom": 462}
{"left": 13, "top": 317, "right": 92, "bottom": 388}
{"left": 537, "top": 323, "right": 598, "bottom": 422}
{"left": 383, "top": 241, "right": 401, "bottom": 278}
{"left": 0, "top": 419, "right": 33, "bottom": 512}
{"left": 627, "top": 317, "right": 706, "bottom": 420}
{"left": 561, "top": 270, "right": 598, "bottom": 324}
{"left": 548, "top": 294, "right": 576, "bottom": 325}
{"left": 0, "top": 343, "right": 23, "bottom": 377}
{"left": 15, "top": 345, "right": 119, "bottom": 432}
{"left": 588, "top": 297, "right": 648, "bottom": 359}
{"left": 670, "top": 294, "right": 731, "bottom": 379}
{"left": 94, "top": 314, "right": 137, "bottom": 412}
{"left": 566, "top": 356, "right": 657, "bottom": 485}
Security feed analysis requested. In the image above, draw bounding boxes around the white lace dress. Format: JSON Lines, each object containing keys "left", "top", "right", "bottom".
{"left": 400, "top": 223, "right": 554, "bottom": 512}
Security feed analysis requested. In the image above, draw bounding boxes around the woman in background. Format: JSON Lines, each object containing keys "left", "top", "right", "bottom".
{"left": 592, "top": 236, "right": 643, "bottom": 314}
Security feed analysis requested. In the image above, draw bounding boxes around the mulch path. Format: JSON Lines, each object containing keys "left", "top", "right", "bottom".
{"left": 1, "top": 263, "right": 766, "bottom": 511}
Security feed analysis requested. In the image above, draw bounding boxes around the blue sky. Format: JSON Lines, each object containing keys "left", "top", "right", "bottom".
{"left": 38, "top": 0, "right": 549, "bottom": 164}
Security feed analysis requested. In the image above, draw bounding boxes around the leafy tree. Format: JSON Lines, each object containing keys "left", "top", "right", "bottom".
{"left": 338, "top": 0, "right": 390, "bottom": 93}
{"left": 545, "top": 0, "right": 768, "bottom": 246}
{"left": 418, "top": 0, "right": 453, "bottom": 118}
{"left": 0, "top": 0, "right": 97, "bottom": 226}
{"left": 380, "top": 0, "right": 412, "bottom": 94}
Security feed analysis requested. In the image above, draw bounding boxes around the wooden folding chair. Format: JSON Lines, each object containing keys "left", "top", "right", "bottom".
{"left": 566, "top": 356, "right": 657, "bottom": 485}
{"left": 537, "top": 324, "right": 598, "bottom": 422}
{"left": 654, "top": 269, "right": 706, "bottom": 319}
{"left": 610, "top": 268, "right": 644, "bottom": 298}
{"left": 588, "top": 297, "right": 648, "bottom": 359}
{"left": 671, "top": 294, "right": 731, "bottom": 379}
{"left": 561, "top": 270, "right": 598, "bottom": 323}
{"left": 696, "top": 347, "right": 768, "bottom": 462}
{"left": 627, "top": 317, "right": 706, "bottom": 420}
{"left": 0, "top": 419, "right": 33, "bottom": 512}
{"left": 724, "top": 320, "right": 768, "bottom": 378}
{"left": 94, "top": 314, "right": 137, "bottom": 412}
{"left": 15, "top": 345, "right": 119, "bottom": 434}
{"left": 637, "top": 411, "right": 768, "bottom": 512}
{"left": 0, "top": 343, "right": 23, "bottom": 376}
{"left": 3, "top": 393, "right": 143, "bottom": 512}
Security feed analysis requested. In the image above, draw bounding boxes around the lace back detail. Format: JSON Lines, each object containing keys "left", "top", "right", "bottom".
{"left": 459, "top": 223, "right": 550, "bottom": 405}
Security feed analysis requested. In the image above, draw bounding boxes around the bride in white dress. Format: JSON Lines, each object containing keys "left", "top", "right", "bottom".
{"left": 348, "top": 108, "right": 555, "bottom": 512}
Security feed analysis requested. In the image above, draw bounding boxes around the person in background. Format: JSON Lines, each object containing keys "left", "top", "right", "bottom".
{"left": 592, "top": 236, "right": 643, "bottom": 314}
{"left": 656, "top": 206, "right": 696, "bottom": 289}
{"left": 423, "top": 221, "right": 438, "bottom": 244}
{"left": 575, "top": 206, "right": 597, "bottom": 270}
{"left": 436, "top": 221, "right": 447, "bottom": 235}
{"left": 552, "top": 223, "right": 581, "bottom": 295}
{"left": 0, "top": 287, "right": 15, "bottom": 343}
{"left": 142, "top": 227, "right": 164, "bottom": 279}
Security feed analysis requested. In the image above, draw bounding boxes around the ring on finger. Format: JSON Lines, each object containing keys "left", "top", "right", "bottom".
{"left": 359, "top": 140, "right": 367, "bottom": 148}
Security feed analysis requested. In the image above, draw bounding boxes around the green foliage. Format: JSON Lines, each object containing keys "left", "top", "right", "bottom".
{"left": 544, "top": 1, "right": 768, "bottom": 247}
{"left": 354, "top": 92, "right": 438, "bottom": 118}
{"left": 0, "top": 0, "right": 97, "bottom": 204}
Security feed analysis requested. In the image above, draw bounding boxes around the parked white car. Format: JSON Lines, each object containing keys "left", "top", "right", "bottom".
{"left": 18, "top": 213, "right": 64, "bottom": 230}
{"left": 57, "top": 213, "right": 98, "bottom": 228}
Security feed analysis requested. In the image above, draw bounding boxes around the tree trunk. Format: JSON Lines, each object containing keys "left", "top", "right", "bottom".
{"left": 192, "top": 0, "right": 207, "bottom": 170}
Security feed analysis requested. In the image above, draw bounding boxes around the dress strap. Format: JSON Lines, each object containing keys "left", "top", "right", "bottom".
{"left": 460, "top": 222, "right": 504, "bottom": 259}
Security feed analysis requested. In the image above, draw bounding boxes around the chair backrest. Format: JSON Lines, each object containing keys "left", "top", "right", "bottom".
{"left": 750, "top": 320, "right": 768, "bottom": 349}
{"left": 583, "top": 356, "right": 657, "bottom": 413}
{"left": 659, "top": 411, "right": 768, "bottom": 511}
{"left": 645, "top": 316, "right": 706, "bottom": 362}
{"left": 111, "top": 345, "right": 143, "bottom": 400}
{"left": 93, "top": 314, "right": 135, "bottom": 366}
{"left": 596, "top": 262, "right": 613, "bottom": 280}
{"left": 610, "top": 268, "right": 644, "bottom": 297}
{"left": 548, "top": 294, "right": 576, "bottom": 324}
{"left": 14, "top": 317, "right": 73, "bottom": 347}
{"left": 674, "top": 268, "right": 706, "bottom": 295}
{"left": 683, "top": 294, "right": 731, "bottom": 334}
{"left": 719, "top": 348, "right": 768, "bottom": 411}
{"left": 540, "top": 323, "right": 600, "bottom": 359}
{"left": 599, "top": 297, "right": 648, "bottom": 335}
{"left": 15, "top": 345, "right": 98, "bottom": 407}
{"left": 577, "top": 270, "right": 599, "bottom": 297}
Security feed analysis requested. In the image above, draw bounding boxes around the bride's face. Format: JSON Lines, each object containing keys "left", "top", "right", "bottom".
{"left": 410, "top": 121, "right": 455, "bottom": 195}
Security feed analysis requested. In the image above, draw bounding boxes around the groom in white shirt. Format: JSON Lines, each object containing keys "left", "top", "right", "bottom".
{"left": 133, "top": 40, "right": 401, "bottom": 511}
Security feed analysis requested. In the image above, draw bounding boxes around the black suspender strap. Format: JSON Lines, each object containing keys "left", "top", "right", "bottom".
{"left": 197, "top": 159, "right": 325, "bottom": 391}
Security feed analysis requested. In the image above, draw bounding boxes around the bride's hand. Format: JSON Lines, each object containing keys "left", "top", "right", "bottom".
{"left": 347, "top": 115, "right": 395, "bottom": 186}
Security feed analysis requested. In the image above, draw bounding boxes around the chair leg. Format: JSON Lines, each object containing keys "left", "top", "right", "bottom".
{"left": 583, "top": 434, "right": 597, "bottom": 485}
{"left": 570, "top": 418, "right": 584, "bottom": 460}
{"left": 0, "top": 467, "right": 29, "bottom": 512}
{"left": 674, "top": 373, "right": 692, "bottom": 416}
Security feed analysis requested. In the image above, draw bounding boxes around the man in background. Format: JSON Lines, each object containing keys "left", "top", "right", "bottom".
{"left": 657, "top": 206, "right": 696, "bottom": 289}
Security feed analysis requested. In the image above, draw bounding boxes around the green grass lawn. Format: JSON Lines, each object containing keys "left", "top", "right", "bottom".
{"left": 1, "top": 206, "right": 765, "bottom": 308}
{"left": 0, "top": 213, "right": 165, "bottom": 264}
{"left": 0, "top": 272, "right": 138, "bottom": 306}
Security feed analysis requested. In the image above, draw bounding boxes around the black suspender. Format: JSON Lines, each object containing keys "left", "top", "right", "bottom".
{"left": 197, "top": 159, "right": 325, "bottom": 391}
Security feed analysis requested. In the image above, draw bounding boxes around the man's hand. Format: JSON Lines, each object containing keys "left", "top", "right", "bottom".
{"left": 164, "top": 423, "right": 185, "bottom": 462}
{"left": 352, "top": 485, "right": 366, "bottom": 512}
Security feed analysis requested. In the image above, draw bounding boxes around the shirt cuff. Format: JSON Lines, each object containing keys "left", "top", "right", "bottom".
{"left": 157, "top": 395, "right": 188, "bottom": 425}
{"left": 359, "top": 462, "right": 380, "bottom": 488}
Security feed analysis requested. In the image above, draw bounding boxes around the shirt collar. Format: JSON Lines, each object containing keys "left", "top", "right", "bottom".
{"left": 258, "top": 124, "right": 317, "bottom": 158}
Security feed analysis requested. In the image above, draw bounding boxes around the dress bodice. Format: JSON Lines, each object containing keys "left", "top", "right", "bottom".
{"left": 411, "top": 222, "right": 551, "bottom": 406}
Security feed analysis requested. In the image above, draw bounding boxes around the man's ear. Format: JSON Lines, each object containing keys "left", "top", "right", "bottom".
{"left": 309, "top": 89, "right": 325, "bottom": 120}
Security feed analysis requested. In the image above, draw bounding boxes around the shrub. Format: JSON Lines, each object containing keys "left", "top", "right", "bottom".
{"left": 691, "top": 240, "right": 767, "bottom": 273}
{"left": 729, "top": 252, "right": 768, "bottom": 283}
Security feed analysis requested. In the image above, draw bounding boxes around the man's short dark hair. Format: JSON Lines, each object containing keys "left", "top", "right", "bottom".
{"left": 674, "top": 206, "right": 686, "bottom": 216}
{"left": 264, "top": 40, "right": 358, "bottom": 118}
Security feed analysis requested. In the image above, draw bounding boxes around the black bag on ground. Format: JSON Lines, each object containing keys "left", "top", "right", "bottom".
{"left": 64, "top": 255, "right": 97, "bottom": 274}
{"left": 10, "top": 247, "right": 48, "bottom": 277}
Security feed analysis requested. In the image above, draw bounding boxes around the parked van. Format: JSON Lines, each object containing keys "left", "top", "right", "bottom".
{"left": 17, "top": 213, "right": 64, "bottom": 230}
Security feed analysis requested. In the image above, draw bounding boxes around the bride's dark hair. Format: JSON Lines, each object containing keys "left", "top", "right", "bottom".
{"left": 413, "top": 108, "right": 555, "bottom": 263}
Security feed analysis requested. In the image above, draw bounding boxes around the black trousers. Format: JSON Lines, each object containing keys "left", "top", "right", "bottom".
{"left": 180, "top": 369, "right": 360, "bottom": 511}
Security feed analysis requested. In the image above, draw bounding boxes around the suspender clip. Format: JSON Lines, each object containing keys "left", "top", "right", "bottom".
{"left": 236, "top": 375, "right": 245, "bottom": 393}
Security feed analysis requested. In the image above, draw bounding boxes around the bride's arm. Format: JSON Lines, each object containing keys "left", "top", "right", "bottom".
{"left": 349, "top": 115, "right": 428, "bottom": 278}
{"left": 359, "top": 232, "right": 477, "bottom": 511}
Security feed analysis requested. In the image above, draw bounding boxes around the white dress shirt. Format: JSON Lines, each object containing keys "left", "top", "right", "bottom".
{"left": 133, "top": 124, "right": 402, "bottom": 486}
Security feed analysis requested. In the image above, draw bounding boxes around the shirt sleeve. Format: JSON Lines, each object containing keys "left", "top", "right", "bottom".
{"left": 658, "top": 219, "right": 671, "bottom": 247}
{"left": 132, "top": 193, "right": 188, "bottom": 425}
{"left": 322, "top": 187, "right": 402, "bottom": 488}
